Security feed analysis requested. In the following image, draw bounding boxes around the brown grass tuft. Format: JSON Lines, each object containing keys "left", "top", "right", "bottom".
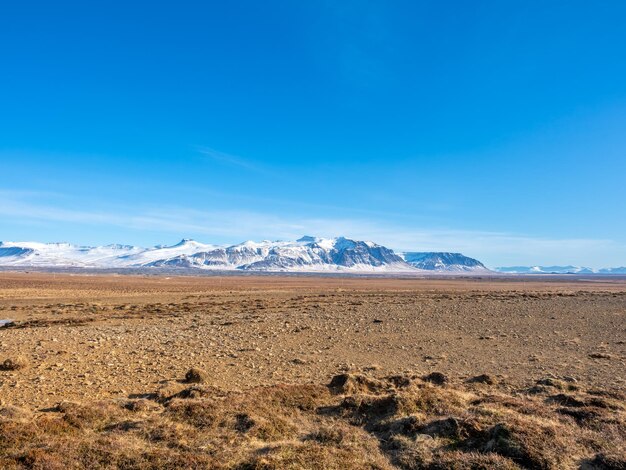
{"left": 0, "top": 371, "right": 622, "bottom": 469}
{"left": 467, "top": 374, "right": 498, "bottom": 385}
{"left": 422, "top": 372, "right": 448, "bottom": 386}
{"left": 329, "top": 373, "right": 390, "bottom": 395}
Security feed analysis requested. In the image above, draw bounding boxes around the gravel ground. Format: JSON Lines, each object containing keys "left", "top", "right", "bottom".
{"left": 0, "top": 272, "right": 624, "bottom": 410}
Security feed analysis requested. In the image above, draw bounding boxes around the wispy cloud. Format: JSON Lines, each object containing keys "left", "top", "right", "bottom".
{"left": 1, "top": 190, "right": 624, "bottom": 268}
{"left": 196, "top": 147, "right": 272, "bottom": 175}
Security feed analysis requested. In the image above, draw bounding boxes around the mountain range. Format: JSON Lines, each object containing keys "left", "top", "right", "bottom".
{"left": 3, "top": 238, "right": 622, "bottom": 274}
{"left": 494, "top": 265, "right": 626, "bottom": 274}
{"left": 0, "top": 237, "right": 488, "bottom": 273}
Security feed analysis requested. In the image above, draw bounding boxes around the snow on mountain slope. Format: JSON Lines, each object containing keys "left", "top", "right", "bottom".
{"left": 147, "top": 237, "right": 413, "bottom": 272}
{"left": 241, "top": 237, "right": 409, "bottom": 271}
{"left": 116, "top": 239, "right": 217, "bottom": 267}
{"left": 0, "top": 241, "right": 142, "bottom": 267}
{"left": 6, "top": 239, "right": 622, "bottom": 275}
{"left": 0, "top": 237, "right": 494, "bottom": 273}
{"left": 401, "top": 252, "right": 490, "bottom": 272}
{"left": 598, "top": 267, "right": 626, "bottom": 274}
{"left": 494, "top": 265, "right": 595, "bottom": 274}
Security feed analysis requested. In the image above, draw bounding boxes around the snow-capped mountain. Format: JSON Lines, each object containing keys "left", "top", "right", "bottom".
{"left": 147, "top": 236, "right": 410, "bottom": 271}
{"left": 0, "top": 237, "right": 416, "bottom": 273}
{"left": 401, "top": 252, "right": 489, "bottom": 272}
{"left": 597, "top": 267, "right": 626, "bottom": 274}
{"left": 4, "top": 239, "right": 622, "bottom": 275}
{"left": 494, "top": 265, "right": 626, "bottom": 274}
{"left": 495, "top": 265, "right": 595, "bottom": 274}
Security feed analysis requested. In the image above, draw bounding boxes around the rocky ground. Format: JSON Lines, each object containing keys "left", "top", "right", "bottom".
{"left": 0, "top": 272, "right": 625, "bottom": 468}
{"left": 0, "top": 272, "right": 624, "bottom": 410}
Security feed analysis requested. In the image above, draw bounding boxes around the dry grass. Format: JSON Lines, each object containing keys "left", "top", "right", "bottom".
{"left": 0, "top": 371, "right": 623, "bottom": 469}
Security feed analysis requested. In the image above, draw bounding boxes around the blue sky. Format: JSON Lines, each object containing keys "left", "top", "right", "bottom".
{"left": 1, "top": 1, "right": 626, "bottom": 268}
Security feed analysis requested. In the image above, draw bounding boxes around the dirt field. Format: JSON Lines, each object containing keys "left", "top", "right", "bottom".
{"left": 0, "top": 272, "right": 624, "bottom": 409}
{"left": 0, "top": 272, "right": 625, "bottom": 469}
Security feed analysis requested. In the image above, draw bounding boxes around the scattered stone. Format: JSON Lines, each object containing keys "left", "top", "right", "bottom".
{"left": 589, "top": 353, "right": 613, "bottom": 359}
{"left": 0, "top": 356, "right": 28, "bottom": 371}
{"left": 184, "top": 367, "right": 208, "bottom": 384}
{"left": 537, "top": 377, "right": 565, "bottom": 389}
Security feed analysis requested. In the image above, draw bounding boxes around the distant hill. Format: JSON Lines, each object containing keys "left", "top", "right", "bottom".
{"left": 494, "top": 265, "right": 618, "bottom": 274}
{"left": 401, "top": 252, "right": 490, "bottom": 272}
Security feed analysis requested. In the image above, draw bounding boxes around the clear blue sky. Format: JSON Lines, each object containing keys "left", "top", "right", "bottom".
{"left": 1, "top": 1, "right": 626, "bottom": 268}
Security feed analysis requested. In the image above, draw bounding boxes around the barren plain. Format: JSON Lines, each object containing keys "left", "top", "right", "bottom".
{"left": 0, "top": 272, "right": 624, "bottom": 468}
